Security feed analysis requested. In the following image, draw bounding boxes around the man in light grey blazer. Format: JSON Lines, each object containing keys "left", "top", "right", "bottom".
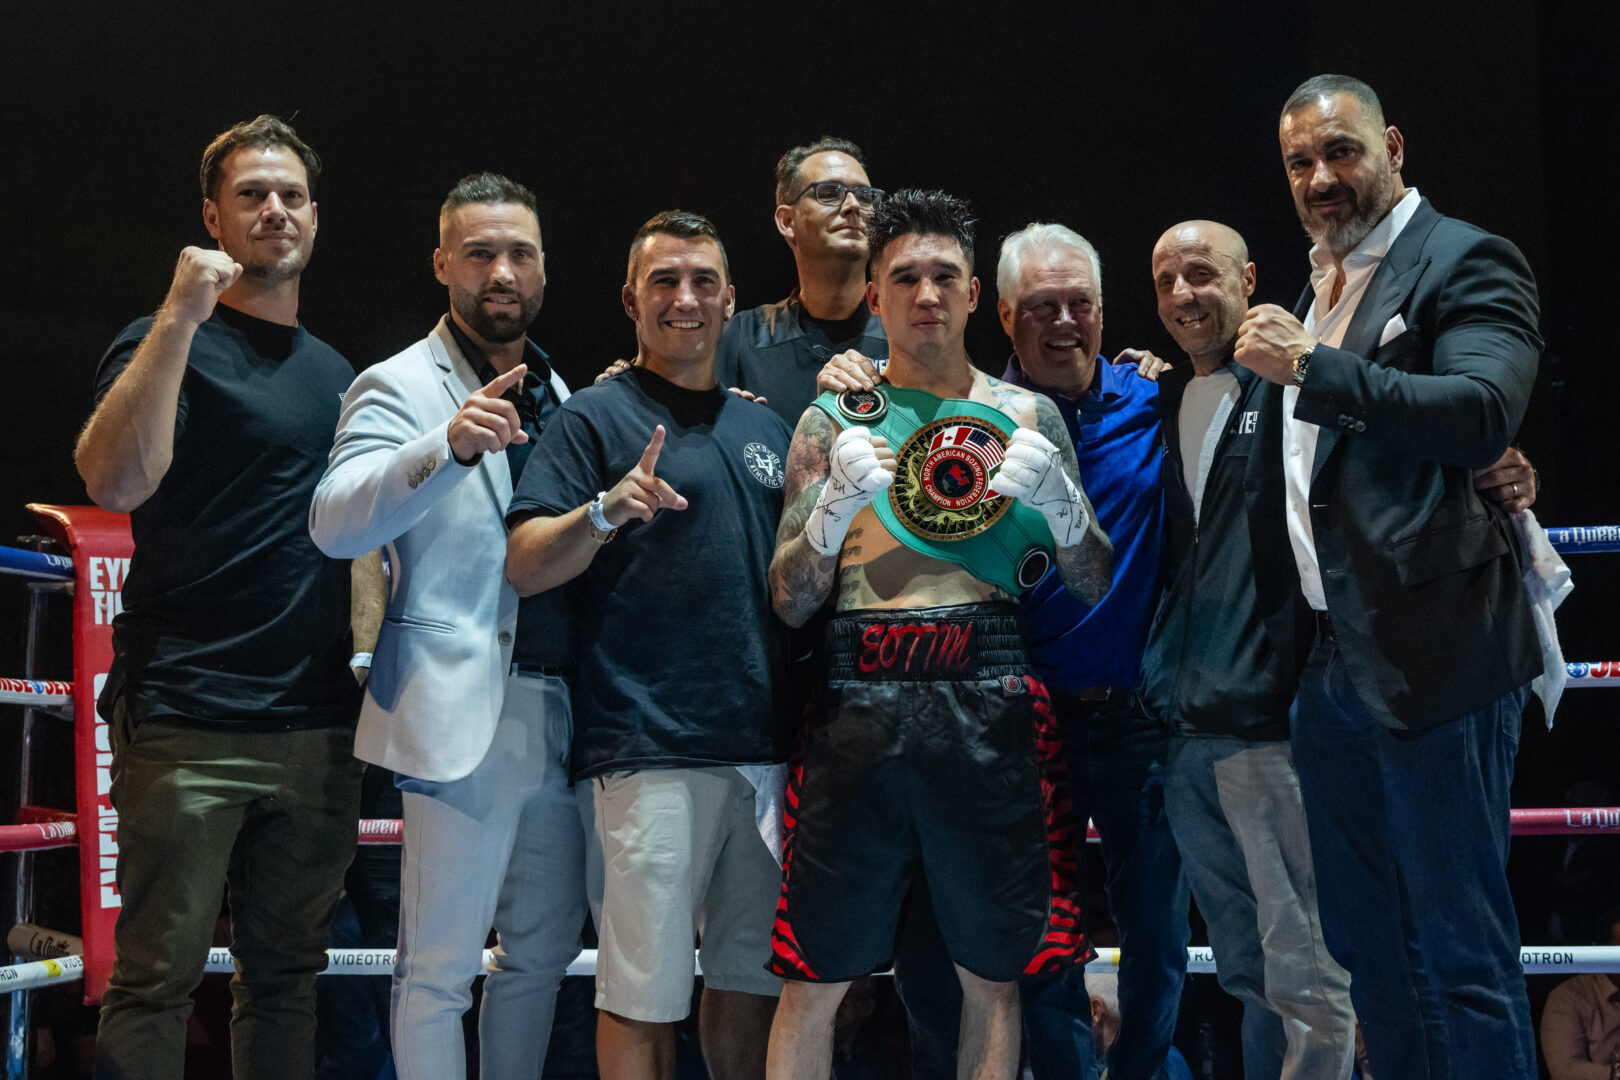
{"left": 309, "top": 172, "right": 583, "bottom": 1080}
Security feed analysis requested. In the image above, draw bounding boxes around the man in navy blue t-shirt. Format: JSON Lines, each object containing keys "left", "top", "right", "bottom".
{"left": 506, "top": 210, "right": 792, "bottom": 1080}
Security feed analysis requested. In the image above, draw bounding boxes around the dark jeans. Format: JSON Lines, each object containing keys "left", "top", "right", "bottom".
{"left": 894, "top": 693, "right": 1189, "bottom": 1080}
{"left": 1291, "top": 637, "right": 1535, "bottom": 1080}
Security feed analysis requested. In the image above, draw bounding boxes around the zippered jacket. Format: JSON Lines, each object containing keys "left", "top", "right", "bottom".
{"left": 1140, "top": 361, "right": 1310, "bottom": 741}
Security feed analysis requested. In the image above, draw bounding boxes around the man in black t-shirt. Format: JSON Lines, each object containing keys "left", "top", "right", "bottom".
{"left": 507, "top": 210, "right": 792, "bottom": 1080}
{"left": 75, "top": 116, "right": 361, "bottom": 1080}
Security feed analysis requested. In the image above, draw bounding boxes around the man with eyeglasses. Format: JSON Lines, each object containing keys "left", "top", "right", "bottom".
{"left": 712, "top": 136, "right": 889, "bottom": 429}
{"left": 310, "top": 172, "right": 586, "bottom": 1078}
{"left": 712, "top": 137, "right": 913, "bottom": 1074}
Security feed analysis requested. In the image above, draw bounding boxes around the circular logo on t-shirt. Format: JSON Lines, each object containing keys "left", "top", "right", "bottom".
{"left": 743, "top": 442, "right": 784, "bottom": 489}
{"left": 889, "top": 415, "right": 1012, "bottom": 541}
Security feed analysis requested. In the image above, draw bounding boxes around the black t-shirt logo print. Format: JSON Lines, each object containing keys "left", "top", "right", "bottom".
{"left": 744, "top": 442, "right": 784, "bottom": 489}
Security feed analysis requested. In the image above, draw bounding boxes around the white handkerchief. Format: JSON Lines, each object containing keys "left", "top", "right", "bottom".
{"left": 1378, "top": 313, "right": 1407, "bottom": 346}
{"left": 1513, "top": 508, "right": 1575, "bottom": 727}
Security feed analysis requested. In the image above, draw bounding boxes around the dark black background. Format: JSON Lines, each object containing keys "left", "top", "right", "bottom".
{"left": 1, "top": 0, "right": 1616, "bottom": 1067}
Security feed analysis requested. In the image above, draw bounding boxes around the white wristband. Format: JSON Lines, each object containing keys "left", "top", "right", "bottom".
{"left": 349, "top": 651, "right": 373, "bottom": 670}
{"left": 588, "top": 492, "right": 614, "bottom": 532}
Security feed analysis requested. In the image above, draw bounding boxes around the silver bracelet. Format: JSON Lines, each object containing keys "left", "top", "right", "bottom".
{"left": 588, "top": 492, "right": 614, "bottom": 532}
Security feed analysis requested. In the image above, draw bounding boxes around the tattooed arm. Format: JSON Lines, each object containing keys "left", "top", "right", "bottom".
{"left": 771, "top": 409, "right": 841, "bottom": 628}
{"left": 985, "top": 392, "right": 1113, "bottom": 605}
{"left": 770, "top": 407, "right": 896, "bottom": 627}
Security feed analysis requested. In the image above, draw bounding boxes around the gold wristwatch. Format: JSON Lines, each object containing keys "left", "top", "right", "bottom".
{"left": 1291, "top": 344, "right": 1316, "bottom": 386}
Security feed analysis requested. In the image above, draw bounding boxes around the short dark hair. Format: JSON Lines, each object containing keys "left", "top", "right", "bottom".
{"left": 625, "top": 209, "right": 731, "bottom": 286}
{"left": 775, "top": 136, "right": 868, "bottom": 207}
{"left": 440, "top": 172, "right": 539, "bottom": 226}
{"left": 865, "top": 189, "right": 976, "bottom": 279}
{"left": 198, "top": 115, "right": 321, "bottom": 202}
{"left": 1281, "top": 74, "right": 1386, "bottom": 127}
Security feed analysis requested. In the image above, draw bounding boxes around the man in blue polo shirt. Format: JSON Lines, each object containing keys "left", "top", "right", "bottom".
{"left": 995, "top": 223, "right": 1189, "bottom": 1080}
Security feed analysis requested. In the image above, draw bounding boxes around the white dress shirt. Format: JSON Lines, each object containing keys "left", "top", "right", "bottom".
{"left": 1283, "top": 188, "right": 1421, "bottom": 610}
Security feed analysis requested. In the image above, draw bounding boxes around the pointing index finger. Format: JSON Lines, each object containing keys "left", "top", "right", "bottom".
{"left": 480, "top": 363, "right": 529, "bottom": 398}
{"left": 639, "top": 424, "right": 667, "bottom": 473}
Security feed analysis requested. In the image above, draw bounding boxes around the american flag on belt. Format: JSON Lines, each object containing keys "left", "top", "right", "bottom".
{"left": 928, "top": 424, "right": 1006, "bottom": 467}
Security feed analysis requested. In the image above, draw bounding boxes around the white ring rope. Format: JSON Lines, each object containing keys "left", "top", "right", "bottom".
{"left": 6, "top": 945, "right": 1620, "bottom": 995}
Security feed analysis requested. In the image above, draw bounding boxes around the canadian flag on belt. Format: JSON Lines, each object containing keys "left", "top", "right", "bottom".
{"left": 928, "top": 425, "right": 1005, "bottom": 466}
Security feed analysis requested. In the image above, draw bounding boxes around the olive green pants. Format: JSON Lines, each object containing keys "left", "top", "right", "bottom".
{"left": 94, "top": 699, "right": 361, "bottom": 1080}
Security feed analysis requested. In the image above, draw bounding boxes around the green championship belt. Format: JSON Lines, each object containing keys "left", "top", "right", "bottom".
{"left": 812, "top": 386, "right": 1054, "bottom": 595}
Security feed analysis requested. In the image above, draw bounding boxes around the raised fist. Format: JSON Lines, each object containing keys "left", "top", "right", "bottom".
{"left": 166, "top": 246, "right": 242, "bottom": 326}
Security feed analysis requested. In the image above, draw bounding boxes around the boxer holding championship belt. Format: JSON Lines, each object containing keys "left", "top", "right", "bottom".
{"left": 812, "top": 384, "right": 1065, "bottom": 595}
{"left": 767, "top": 191, "right": 1112, "bottom": 1080}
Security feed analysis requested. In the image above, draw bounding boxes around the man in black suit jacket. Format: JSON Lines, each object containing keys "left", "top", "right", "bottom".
{"left": 1233, "top": 75, "right": 1543, "bottom": 1080}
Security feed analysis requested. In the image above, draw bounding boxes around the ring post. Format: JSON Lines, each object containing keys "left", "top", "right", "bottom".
{"left": 26, "top": 505, "right": 131, "bottom": 1007}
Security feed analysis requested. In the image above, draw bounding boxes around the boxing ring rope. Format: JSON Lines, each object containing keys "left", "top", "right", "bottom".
{"left": 2, "top": 525, "right": 1612, "bottom": 581}
{"left": 0, "top": 548, "right": 73, "bottom": 584}
{"left": 13, "top": 666, "right": 1620, "bottom": 714}
{"left": 0, "top": 680, "right": 73, "bottom": 713}
{"left": 4, "top": 943, "right": 1620, "bottom": 997}
{"left": 3, "top": 525, "right": 1620, "bottom": 1018}
{"left": 1543, "top": 526, "right": 1620, "bottom": 553}
{"left": 5, "top": 807, "right": 1620, "bottom": 856}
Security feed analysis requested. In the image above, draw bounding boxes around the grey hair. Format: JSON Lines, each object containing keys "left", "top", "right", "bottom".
{"left": 1281, "top": 74, "right": 1385, "bottom": 128}
{"left": 996, "top": 223, "right": 1103, "bottom": 307}
{"left": 1087, "top": 971, "right": 1120, "bottom": 1019}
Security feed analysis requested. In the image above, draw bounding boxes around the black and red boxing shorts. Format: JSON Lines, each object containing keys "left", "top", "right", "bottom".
{"left": 768, "top": 603, "right": 1088, "bottom": 983}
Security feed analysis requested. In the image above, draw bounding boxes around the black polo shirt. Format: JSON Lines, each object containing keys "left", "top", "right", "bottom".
{"left": 713, "top": 292, "right": 888, "bottom": 429}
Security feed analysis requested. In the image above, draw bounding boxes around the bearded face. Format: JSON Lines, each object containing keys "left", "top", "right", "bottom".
{"left": 435, "top": 201, "right": 546, "bottom": 347}
{"left": 1297, "top": 147, "right": 1398, "bottom": 254}
{"left": 447, "top": 276, "right": 542, "bottom": 344}
{"left": 1281, "top": 94, "right": 1406, "bottom": 256}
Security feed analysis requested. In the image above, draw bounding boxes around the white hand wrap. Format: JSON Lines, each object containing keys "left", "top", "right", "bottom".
{"left": 987, "top": 427, "right": 1090, "bottom": 547}
{"left": 804, "top": 426, "right": 894, "bottom": 556}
